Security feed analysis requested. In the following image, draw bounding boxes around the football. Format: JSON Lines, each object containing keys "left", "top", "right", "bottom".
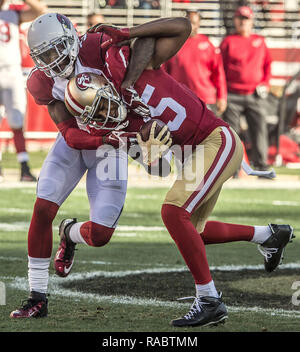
{"left": 139, "top": 119, "right": 169, "bottom": 142}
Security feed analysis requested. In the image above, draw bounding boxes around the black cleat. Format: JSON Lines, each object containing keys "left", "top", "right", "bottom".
{"left": 258, "top": 224, "right": 295, "bottom": 272}
{"left": 20, "top": 162, "right": 37, "bottom": 182}
{"left": 171, "top": 294, "right": 228, "bottom": 327}
{"left": 10, "top": 291, "right": 48, "bottom": 318}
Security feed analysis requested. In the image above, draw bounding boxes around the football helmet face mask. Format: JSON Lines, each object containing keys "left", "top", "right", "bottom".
{"left": 28, "top": 13, "right": 79, "bottom": 78}
{"left": 65, "top": 72, "right": 127, "bottom": 130}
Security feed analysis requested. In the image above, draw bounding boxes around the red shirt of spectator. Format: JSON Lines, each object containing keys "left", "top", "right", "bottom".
{"left": 163, "top": 11, "right": 227, "bottom": 117}
{"left": 164, "top": 34, "right": 227, "bottom": 105}
{"left": 220, "top": 6, "right": 272, "bottom": 95}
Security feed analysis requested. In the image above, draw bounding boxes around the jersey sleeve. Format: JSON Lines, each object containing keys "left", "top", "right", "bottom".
{"left": 26, "top": 69, "right": 55, "bottom": 105}
{"left": 104, "top": 45, "right": 130, "bottom": 88}
{"left": 78, "top": 32, "right": 113, "bottom": 71}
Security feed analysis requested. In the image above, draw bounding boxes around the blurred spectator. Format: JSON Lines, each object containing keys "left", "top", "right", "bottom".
{"left": 0, "top": 0, "right": 47, "bottom": 181}
{"left": 139, "top": 0, "right": 160, "bottom": 10}
{"left": 9, "top": 2, "right": 35, "bottom": 74}
{"left": 86, "top": 12, "right": 105, "bottom": 28}
{"left": 99, "top": 0, "right": 126, "bottom": 8}
{"left": 163, "top": 10, "right": 227, "bottom": 116}
{"left": 220, "top": 6, "right": 272, "bottom": 171}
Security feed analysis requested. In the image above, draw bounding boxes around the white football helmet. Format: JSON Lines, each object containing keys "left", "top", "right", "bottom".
{"left": 27, "top": 13, "right": 79, "bottom": 78}
{"left": 65, "top": 72, "right": 127, "bottom": 130}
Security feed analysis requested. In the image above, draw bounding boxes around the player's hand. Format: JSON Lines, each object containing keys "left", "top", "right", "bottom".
{"left": 87, "top": 24, "right": 130, "bottom": 50}
{"left": 136, "top": 121, "right": 172, "bottom": 165}
{"left": 103, "top": 131, "right": 137, "bottom": 149}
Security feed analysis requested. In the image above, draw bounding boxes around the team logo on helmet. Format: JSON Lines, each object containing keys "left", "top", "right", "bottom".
{"left": 56, "top": 14, "right": 71, "bottom": 30}
{"left": 75, "top": 73, "right": 92, "bottom": 90}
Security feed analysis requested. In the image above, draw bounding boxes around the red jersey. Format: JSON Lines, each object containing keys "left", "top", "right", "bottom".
{"left": 104, "top": 46, "right": 228, "bottom": 148}
{"left": 220, "top": 33, "right": 272, "bottom": 95}
{"left": 163, "top": 34, "right": 227, "bottom": 104}
{"left": 27, "top": 32, "right": 113, "bottom": 138}
{"left": 27, "top": 32, "right": 110, "bottom": 106}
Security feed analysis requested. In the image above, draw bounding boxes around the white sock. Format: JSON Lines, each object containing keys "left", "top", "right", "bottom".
{"left": 28, "top": 256, "right": 51, "bottom": 294}
{"left": 251, "top": 226, "right": 272, "bottom": 244}
{"left": 17, "top": 151, "right": 29, "bottom": 163}
{"left": 69, "top": 222, "right": 88, "bottom": 244}
{"left": 196, "top": 280, "right": 219, "bottom": 298}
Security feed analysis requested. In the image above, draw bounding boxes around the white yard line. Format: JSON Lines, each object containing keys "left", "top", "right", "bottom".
{"left": 1, "top": 252, "right": 300, "bottom": 271}
{"left": 0, "top": 222, "right": 166, "bottom": 232}
{"left": 117, "top": 225, "right": 165, "bottom": 232}
{"left": 2, "top": 263, "right": 300, "bottom": 319}
{"left": 4, "top": 267, "right": 298, "bottom": 318}
{"left": 1, "top": 177, "right": 300, "bottom": 190}
{"left": 6, "top": 274, "right": 300, "bottom": 319}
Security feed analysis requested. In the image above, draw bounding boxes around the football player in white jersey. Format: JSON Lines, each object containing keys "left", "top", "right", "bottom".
{"left": 9, "top": 12, "right": 156, "bottom": 318}
{"left": 0, "top": 0, "right": 47, "bottom": 181}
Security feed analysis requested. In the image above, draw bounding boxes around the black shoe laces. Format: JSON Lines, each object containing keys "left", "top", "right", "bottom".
{"left": 19, "top": 298, "right": 38, "bottom": 310}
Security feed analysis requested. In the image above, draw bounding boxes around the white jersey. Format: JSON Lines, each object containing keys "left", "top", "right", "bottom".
{"left": 0, "top": 10, "right": 21, "bottom": 68}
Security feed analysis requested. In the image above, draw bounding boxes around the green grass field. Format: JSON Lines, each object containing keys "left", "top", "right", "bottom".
{"left": 0, "top": 152, "right": 300, "bottom": 333}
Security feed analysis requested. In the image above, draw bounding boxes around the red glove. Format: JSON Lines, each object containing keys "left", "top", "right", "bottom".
{"left": 103, "top": 131, "right": 137, "bottom": 149}
{"left": 87, "top": 24, "right": 130, "bottom": 50}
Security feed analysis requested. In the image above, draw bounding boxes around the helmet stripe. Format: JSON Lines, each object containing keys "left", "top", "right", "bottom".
{"left": 65, "top": 98, "right": 80, "bottom": 117}
{"left": 65, "top": 83, "right": 84, "bottom": 115}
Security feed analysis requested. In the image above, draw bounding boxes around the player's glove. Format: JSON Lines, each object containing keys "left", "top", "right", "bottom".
{"left": 136, "top": 121, "right": 172, "bottom": 165}
{"left": 87, "top": 24, "right": 130, "bottom": 50}
{"left": 103, "top": 131, "right": 137, "bottom": 149}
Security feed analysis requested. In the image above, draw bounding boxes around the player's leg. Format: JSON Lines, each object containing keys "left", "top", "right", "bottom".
{"left": 3, "top": 68, "right": 36, "bottom": 181}
{"left": 68, "top": 147, "right": 127, "bottom": 246}
{"left": 162, "top": 126, "right": 242, "bottom": 327}
{"left": 222, "top": 92, "right": 244, "bottom": 134}
{"left": 193, "top": 188, "right": 265, "bottom": 245}
{"left": 244, "top": 94, "right": 269, "bottom": 170}
{"left": 10, "top": 135, "right": 87, "bottom": 318}
{"left": 190, "top": 187, "right": 294, "bottom": 273}
{"left": 54, "top": 146, "right": 128, "bottom": 275}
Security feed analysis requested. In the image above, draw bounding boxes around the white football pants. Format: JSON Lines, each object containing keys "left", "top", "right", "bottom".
{"left": 37, "top": 133, "right": 128, "bottom": 228}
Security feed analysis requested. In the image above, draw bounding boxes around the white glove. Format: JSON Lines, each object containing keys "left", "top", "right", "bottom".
{"left": 136, "top": 121, "right": 172, "bottom": 165}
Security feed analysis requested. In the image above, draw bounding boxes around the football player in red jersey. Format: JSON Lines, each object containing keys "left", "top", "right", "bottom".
{"left": 62, "top": 20, "right": 294, "bottom": 327}
{"left": 9, "top": 12, "right": 157, "bottom": 319}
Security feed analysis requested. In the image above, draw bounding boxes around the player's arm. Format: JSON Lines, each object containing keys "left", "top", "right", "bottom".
{"left": 47, "top": 100, "right": 125, "bottom": 150}
{"left": 129, "top": 17, "right": 191, "bottom": 69}
{"left": 121, "top": 37, "right": 155, "bottom": 89}
{"left": 19, "top": 0, "right": 48, "bottom": 24}
{"left": 89, "top": 17, "right": 191, "bottom": 69}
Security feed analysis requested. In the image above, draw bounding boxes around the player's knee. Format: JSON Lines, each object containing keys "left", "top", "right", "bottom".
{"left": 161, "top": 203, "right": 189, "bottom": 227}
{"left": 33, "top": 198, "right": 59, "bottom": 222}
{"left": 84, "top": 221, "right": 115, "bottom": 247}
{"left": 91, "top": 203, "right": 124, "bottom": 229}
